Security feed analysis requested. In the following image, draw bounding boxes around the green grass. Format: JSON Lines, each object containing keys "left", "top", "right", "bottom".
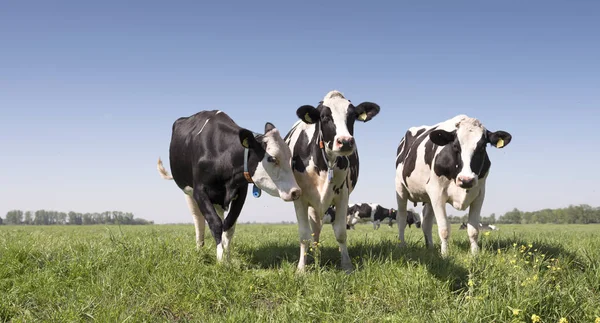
{"left": 1, "top": 224, "right": 599, "bottom": 322}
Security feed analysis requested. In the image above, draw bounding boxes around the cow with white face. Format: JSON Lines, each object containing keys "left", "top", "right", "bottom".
{"left": 158, "top": 110, "right": 301, "bottom": 261}
{"left": 285, "top": 90, "right": 380, "bottom": 272}
{"left": 395, "top": 115, "right": 511, "bottom": 256}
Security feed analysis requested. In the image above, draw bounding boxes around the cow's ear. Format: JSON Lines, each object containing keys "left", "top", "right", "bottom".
{"left": 487, "top": 130, "right": 512, "bottom": 149}
{"left": 264, "top": 122, "right": 276, "bottom": 134}
{"left": 296, "top": 105, "right": 320, "bottom": 124}
{"left": 239, "top": 129, "right": 260, "bottom": 150}
{"left": 430, "top": 130, "right": 455, "bottom": 146}
{"left": 355, "top": 102, "right": 380, "bottom": 122}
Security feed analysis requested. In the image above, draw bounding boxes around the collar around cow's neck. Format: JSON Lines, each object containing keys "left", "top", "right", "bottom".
{"left": 317, "top": 124, "right": 335, "bottom": 182}
{"left": 243, "top": 132, "right": 262, "bottom": 184}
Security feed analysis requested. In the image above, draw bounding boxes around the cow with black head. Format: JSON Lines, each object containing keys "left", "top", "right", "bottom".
{"left": 395, "top": 115, "right": 511, "bottom": 256}
{"left": 285, "top": 90, "right": 380, "bottom": 272}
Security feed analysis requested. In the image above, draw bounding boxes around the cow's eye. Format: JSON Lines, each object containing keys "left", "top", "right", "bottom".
{"left": 267, "top": 156, "right": 279, "bottom": 165}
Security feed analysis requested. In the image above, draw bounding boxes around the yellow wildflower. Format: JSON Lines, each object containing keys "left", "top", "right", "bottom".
{"left": 595, "top": 317, "right": 600, "bottom": 323}
{"left": 528, "top": 244, "right": 533, "bottom": 248}
{"left": 559, "top": 318, "right": 568, "bottom": 323}
{"left": 512, "top": 308, "right": 521, "bottom": 316}
{"left": 531, "top": 314, "right": 541, "bottom": 323}
{"left": 484, "top": 231, "right": 491, "bottom": 236}
{"left": 513, "top": 243, "right": 518, "bottom": 247}
{"left": 467, "top": 279, "right": 474, "bottom": 287}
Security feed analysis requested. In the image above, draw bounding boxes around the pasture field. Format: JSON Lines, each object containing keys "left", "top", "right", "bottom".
{"left": 1, "top": 224, "right": 599, "bottom": 323}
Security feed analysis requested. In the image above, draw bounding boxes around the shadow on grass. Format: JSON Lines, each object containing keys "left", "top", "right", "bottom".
{"left": 241, "top": 237, "right": 469, "bottom": 292}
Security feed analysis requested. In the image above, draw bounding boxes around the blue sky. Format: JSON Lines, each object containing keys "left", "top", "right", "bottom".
{"left": 1, "top": 1, "right": 598, "bottom": 224}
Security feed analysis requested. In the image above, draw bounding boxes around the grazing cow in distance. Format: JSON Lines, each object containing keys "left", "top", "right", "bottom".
{"left": 158, "top": 110, "right": 301, "bottom": 261}
{"left": 285, "top": 90, "right": 380, "bottom": 272}
{"left": 395, "top": 114, "right": 512, "bottom": 256}
{"left": 345, "top": 203, "right": 396, "bottom": 230}
{"left": 322, "top": 206, "right": 352, "bottom": 229}
{"left": 387, "top": 209, "right": 421, "bottom": 229}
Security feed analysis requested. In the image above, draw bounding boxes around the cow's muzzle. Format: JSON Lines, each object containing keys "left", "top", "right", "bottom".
{"left": 336, "top": 136, "right": 355, "bottom": 152}
{"left": 457, "top": 175, "right": 476, "bottom": 189}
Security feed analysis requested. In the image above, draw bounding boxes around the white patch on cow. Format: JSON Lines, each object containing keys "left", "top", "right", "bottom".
{"left": 322, "top": 90, "right": 354, "bottom": 155}
{"left": 196, "top": 119, "right": 210, "bottom": 135}
{"left": 251, "top": 128, "right": 301, "bottom": 201}
{"left": 185, "top": 194, "right": 205, "bottom": 249}
{"left": 455, "top": 117, "right": 485, "bottom": 186}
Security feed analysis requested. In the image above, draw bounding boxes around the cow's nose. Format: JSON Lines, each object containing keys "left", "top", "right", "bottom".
{"left": 336, "top": 136, "right": 354, "bottom": 150}
{"left": 290, "top": 188, "right": 302, "bottom": 200}
{"left": 457, "top": 176, "right": 475, "bottom": 188}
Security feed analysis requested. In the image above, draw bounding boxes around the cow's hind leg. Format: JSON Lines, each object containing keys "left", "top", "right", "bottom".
{"left": 185, "top": 193, "right": 205, "bottom": 249}
{"left": 421, "top": 203, "right": 434, "bottom": 248}
{"left": 395, "top": 192, "right": 409, "bottom": 246}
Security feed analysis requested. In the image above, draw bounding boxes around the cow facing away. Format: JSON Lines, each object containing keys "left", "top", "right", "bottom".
{"left": 395, "top": 115, "right": 511, "bottom": 256}
{"left": 285, "top": 90, "right": 380, "bottom": 272}
{"left": 158, "top": 110, "right": 301, "bottom": 261}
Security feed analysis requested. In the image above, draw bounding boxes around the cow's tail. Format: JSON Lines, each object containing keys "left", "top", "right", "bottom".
{"left": 157, "top": 158, "right": 173, "bottom": 180}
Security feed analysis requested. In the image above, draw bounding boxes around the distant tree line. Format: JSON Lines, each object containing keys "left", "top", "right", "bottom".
{"left": 1, "top": 210, "right": 153, "bottom": 225}
{"left": 448, "top": 204, "right": 600, "bottom": 225}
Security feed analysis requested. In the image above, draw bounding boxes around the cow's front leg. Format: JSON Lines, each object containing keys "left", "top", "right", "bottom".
{"left": 294, "top": 200, "right": 311, "bottom": 272}
{"left": 333, "top": 197, "right": 353, "bottom": 273}
{"left": 467, "top": 187, "right": 486, "bottom": 255}
{"left": 430, "top": 199, "right": 451, "bottom": 257}
{"left": 220, "top": 187, "right": 248, "bottom": 261}
{"left": 395, "top": 193, "right": 409, "bottom": 246}
{"left": 193, "top": 187, "right": 226, "bottom": 262}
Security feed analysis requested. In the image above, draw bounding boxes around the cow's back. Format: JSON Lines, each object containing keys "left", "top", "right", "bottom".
{"left": 169, "top": 110, "right": 241, "bottom": 190}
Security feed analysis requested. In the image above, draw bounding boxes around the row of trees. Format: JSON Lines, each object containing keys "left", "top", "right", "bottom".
{"left": 2, "top": 210, "right": 153, "bottom": 225}
{"left": 448, "top": 204, "right": 600, "bottom": 224}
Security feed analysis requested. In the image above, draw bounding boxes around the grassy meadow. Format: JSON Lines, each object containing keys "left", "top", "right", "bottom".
{"left": 1, "top": 223, "right": 599, "bottom": 322}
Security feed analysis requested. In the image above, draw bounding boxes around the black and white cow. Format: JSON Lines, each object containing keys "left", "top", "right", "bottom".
{"left": 322, "top": 206, "right": 352, "bottom": 229}
{"left": 158, "top": 110, "right": 301, "bottom": 261}
{"left": 346, "top": 203, "right": 396, "bottom": 230}
{"left": 387, "top": 209, "right": 421, "bottom": 229}
{"left": 395, "top": 115, "right": 511, "bottom": 256}
{"left": 459, "top": 222, "right": 498, "bottom": 231}
{"left": 284, "top": 90, "right": 380, "bottom": 272}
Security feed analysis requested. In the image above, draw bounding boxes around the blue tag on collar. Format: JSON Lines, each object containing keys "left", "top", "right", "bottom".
{"left": 327, "top": 168, "right": 334, "bottom": 182}
{"left": 252, "top": 184, "right": 262, "bottom": 198}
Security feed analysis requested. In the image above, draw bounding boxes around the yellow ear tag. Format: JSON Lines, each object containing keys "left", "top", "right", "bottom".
{"left": 304, "top": 112, "right": 312, "bottom": 123}
{"left": 496, "top": 138, "right": 504, "bottom": 148}
{"left": 358, "top": 112, "right": 368, "bottom": 121}
{"left": 242, "top": 138, "right": 249, "bottom": 148}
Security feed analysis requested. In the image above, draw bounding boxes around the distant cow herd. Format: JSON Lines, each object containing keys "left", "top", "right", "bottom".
{"left": 158, "top": 90, "right": 511, "bottom": 271}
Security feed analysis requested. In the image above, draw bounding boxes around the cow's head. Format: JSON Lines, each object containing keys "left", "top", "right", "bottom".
{"left": 296, "top": 90, "right": 380, "bottom": 157}
{"left": 239, "top": 123, "right": 302, "bottom": 201}
{"left": 429, "top": 116, "right": 512, "bottom": 189}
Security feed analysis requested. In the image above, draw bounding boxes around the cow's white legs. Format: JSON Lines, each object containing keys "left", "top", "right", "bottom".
{"left": 221, "top": 223, "right": 236, "bottom": 260}
{"left": 185, "top": 194, "right": 205, "bottom": 249}
{"left": 467, "top": 187, "right": 486, "bottom": 255}
{"left": 430, "top": 200, "right": 450, "bottom": 257}
{"left": 421, "top": 203, "right": 435, "bottom": 248}
{"left": 308, "top": 206, "right": 322, "bottom": 243}
{"left": 295, "top": 200, "right": 311, "bottom": 272}
{"left": 395, "top": 192, "right": 408, "bottom": 246}
{"left": 333, "top": 197, "right": 352, "bottom": 272}
{"left": 214, "top": 204, "right": 226, "bottom": 262}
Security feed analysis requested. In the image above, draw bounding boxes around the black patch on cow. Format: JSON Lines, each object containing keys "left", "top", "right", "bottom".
{"left": 424, "top": 139, "right": 437, "bottom": 167}
{"left": 347, "top": 151, "right": 359, "bottom": 189}
{"left": 401, "top": 126, "right": 439, "bottom": 184}
{"left": 433, "top": 133, "right": 493, "bottom": 181}
{"left": 319, "top": 106, "right": 337, "bottom": 150}
{"left": 336, "top": 156, "right": 349, "bottom": 169}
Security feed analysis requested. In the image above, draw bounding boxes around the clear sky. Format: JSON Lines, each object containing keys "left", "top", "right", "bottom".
{"left": 1, "top": 1, "right": 598, "bottom": 224}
